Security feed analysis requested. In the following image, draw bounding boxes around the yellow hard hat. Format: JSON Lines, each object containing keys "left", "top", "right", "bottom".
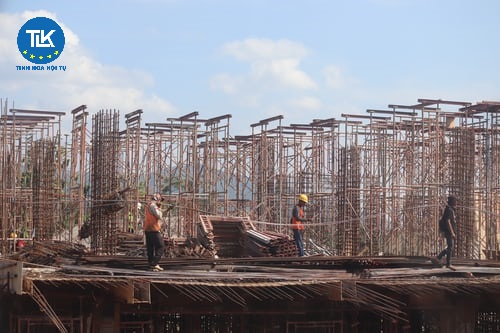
{"left": 299, "top": 194, "right": 308, "bottom": 203}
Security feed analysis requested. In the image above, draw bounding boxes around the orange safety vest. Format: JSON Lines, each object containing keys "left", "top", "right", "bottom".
{"left": 144, "top": 203, "right": 161, "bottom": 232}
{"left": 290, "top": 206, "right": 305, "bottom": 230}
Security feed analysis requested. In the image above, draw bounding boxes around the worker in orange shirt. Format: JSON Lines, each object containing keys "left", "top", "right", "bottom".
{"left": 144, "top": 193, "right": 165, "bottom": 271}
{"left": 290, "top": 194, "right": 308, "bottom": 256}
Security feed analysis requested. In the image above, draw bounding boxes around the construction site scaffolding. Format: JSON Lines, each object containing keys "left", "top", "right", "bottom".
{"left": 0, "top": 98, "right": 498, "bottom": 259}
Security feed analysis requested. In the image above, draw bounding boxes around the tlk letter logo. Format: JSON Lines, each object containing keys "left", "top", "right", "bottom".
{"left": 25, "top": 29, "right": 56, "bottom": 48}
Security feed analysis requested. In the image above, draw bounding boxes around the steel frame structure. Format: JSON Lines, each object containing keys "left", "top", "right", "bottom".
{"left": 0, "top": 98, "right": 498, "bottom": 258}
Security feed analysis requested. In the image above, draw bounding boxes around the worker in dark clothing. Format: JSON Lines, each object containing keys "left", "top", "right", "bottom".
{"left": 437, "top": 196, "right": 457, "bottom": 268}
{"left": 291, "top": 194, "right": 308, "bottom": 257}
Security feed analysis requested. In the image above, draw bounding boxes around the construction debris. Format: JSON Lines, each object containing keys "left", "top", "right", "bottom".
{"left": 7, "top": 241, "right": 87, "bottom": 266}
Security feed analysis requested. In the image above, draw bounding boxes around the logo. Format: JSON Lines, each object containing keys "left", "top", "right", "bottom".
{"left": 17, "top": 17, "right": 65, "bottom": 65}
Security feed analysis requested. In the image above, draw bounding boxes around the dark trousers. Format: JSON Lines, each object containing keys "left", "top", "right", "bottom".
{"left": 145, "top": 231, "right": 165, "bottom": 266}
{"left": 437, "top": 234, "right": 454, "bottom": 266}
{"left": 293, "top": 229, "right": 304, "bottom": 257}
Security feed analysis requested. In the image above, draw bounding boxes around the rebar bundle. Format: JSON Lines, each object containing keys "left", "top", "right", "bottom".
{"left": 31, "top": 138, "right": 58, "bottom": 240}
{"left": 89, "top": 109, "right": 120, "bottom": 254}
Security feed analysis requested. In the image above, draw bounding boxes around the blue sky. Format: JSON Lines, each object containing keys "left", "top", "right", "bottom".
{"left": 1, "top": 0, "right": 499, "bottom": 135}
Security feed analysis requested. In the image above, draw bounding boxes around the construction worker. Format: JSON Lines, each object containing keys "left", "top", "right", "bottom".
{"left": 291, "top": 194, "right": 308, "bottom": 257}
{"left": 437, "top": 196, "right": 458, "bottom": 269}
{"left": 144, "top": 193, "right": 165, "bottom": 271}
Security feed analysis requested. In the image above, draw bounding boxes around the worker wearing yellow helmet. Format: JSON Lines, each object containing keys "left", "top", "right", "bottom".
{"left": 290, "top": 194, "right": 309, "bottom": 256}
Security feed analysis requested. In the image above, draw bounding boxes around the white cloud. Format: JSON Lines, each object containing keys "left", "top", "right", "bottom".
{"left": 210, "top": 38, "right": 336, "bottom": 125}
{"left": 0, "top": 11, "right": 176, "bottom": 126}
{"left": 252, "top": 58, "right": 317, "bottom": 89}
{"left": 218, "top": 38, "right": 317, "bottom": 91}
